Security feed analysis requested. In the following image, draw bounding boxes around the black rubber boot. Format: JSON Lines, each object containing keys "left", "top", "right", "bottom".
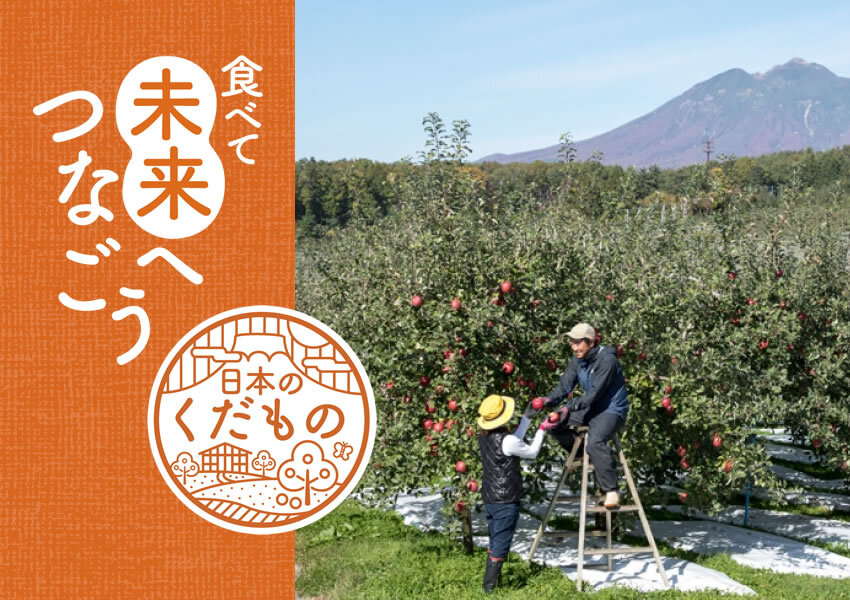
{"left": 482, "top": 556, "right": 503, "bottom": 593}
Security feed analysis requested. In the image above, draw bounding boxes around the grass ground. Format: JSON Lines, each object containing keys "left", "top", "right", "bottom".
{"left": 295, "top": 500, "right": 850, "bottom": 599}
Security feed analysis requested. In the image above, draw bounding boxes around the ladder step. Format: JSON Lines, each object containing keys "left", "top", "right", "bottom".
{"left": 582, "top": 546, "right": 655, "bottom": 556}
{"left": 556, "top": 495, "right": 584, "bottom": 502}
{"left": 543, "top": 530, "right": 607, "bottom": 538}
{"left": 585, "top": 504, "right": 641, "bottom": 513}
{"left": 566, "top": 461, "right": 624, "bottom": 471}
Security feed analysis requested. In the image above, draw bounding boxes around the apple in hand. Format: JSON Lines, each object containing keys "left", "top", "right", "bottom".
{"left": 548, "top": 412, "right": 560, "bottom": 423}
{"left": 531, "top": 397, "right": 545, "bottom": 411}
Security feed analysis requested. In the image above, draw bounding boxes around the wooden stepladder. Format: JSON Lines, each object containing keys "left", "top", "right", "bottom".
{"left": 528, "top": 426, "right": 669, "bottom": 592}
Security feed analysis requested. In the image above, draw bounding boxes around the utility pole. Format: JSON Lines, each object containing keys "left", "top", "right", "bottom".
{"left": 703, "top": 138, "right": 713, "bottom": 163}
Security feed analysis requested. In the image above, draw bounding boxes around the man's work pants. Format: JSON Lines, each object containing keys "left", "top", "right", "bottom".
{"left": 549, "top": 409, "right": 626, "bottom": 493}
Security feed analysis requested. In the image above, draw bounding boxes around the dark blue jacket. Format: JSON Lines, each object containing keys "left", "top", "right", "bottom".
{"left": 546, "top": 345, "right": 628, "bottom": 420}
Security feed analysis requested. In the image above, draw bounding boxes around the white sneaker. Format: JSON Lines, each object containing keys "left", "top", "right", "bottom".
{"left": 603, "top": 491, "right": 619, "bottom": 508}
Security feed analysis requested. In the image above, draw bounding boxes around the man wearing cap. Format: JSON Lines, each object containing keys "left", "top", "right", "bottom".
{"left": 535, "top": 322, "right": 629, "bottom": 509}
{"left": 477, "top": 394, "right": 548, "bottom": 592}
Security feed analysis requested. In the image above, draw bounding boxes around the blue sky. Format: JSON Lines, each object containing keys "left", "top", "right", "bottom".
{"left": 296, "top": 1, "right": 850, "bottom": 162}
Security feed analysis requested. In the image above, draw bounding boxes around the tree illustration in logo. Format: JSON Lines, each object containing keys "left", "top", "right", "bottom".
{"left": 252, "top": 449, "right": 276, "bottom": 477}
{"left": 170, "top": 451, "right": 199, "bottom": 484}
{"left": 278, "top": 440, "right": 338, "bottom": 508}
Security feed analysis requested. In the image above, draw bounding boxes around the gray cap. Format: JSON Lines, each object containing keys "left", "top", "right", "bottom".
{"left": 567, "top": 323, "right": 596, "bottom": 341}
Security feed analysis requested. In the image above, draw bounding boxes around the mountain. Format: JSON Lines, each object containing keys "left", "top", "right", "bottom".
{"left": 478, "top": 59, "right": 850, "bottom": 168}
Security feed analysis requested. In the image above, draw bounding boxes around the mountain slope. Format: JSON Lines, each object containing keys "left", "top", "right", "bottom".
{"left": 479, "top": 59, "right": 850, "bottom": 168}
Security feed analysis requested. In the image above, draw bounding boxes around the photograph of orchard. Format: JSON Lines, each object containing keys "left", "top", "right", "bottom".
{"left": 293, "top": 4, "right": 850, "bottom": 597}
{"left": 293, "top": 119, "right": 850, "bottom": 595}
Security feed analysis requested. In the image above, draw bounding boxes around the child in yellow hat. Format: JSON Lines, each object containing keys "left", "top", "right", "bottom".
{"left": 477, "top": 394, "right": 547, "bottom": 593}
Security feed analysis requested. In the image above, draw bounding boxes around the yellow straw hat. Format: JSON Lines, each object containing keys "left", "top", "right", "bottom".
{"left": 477, "top": 394, "right": 516, "bottom": 430}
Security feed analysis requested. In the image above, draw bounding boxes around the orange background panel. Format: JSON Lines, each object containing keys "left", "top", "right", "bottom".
{"left": 1, "top": 1, "right": 295, "bottom": 598}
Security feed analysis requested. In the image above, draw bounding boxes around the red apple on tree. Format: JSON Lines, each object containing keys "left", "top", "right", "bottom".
{"left": 775, "top": 269, "right": 783, "bottom": 278}
{"left": 450, "top": 297, "right": 462, "bottom": 311}
{"left": 425, "top": 402, "right": 436, "bottom": 414}
{"left": 467, "top": 479, "right": 479, "bottom": 492}
{"left": 423, "top": 419, "right": 434, "bottom": 430}
{"left": 664, "top": 385, "right": 672, "bottom": 394}
{"left": 500, "top": 280, "right": 513, "bottom": 294}
{"left": 676, "top": 445, "right": 687, "bottom": 458}
{"left": 455, "top": 501, "right": 466, "bottom": 513}
{"left": 410, "top": 294, "right": 423, "bottom": 308}
{"left": 419, "top": 376, "right": 430, "bottom": 387}
{"left": 546, "top": 359, "right": 558, "bottom": 371}
{"left": 402, "top": 395, "right": 411, "bottom": 404}
{"left": 432, "top": 421, "right": 444, "bottom": 433}
{"left": 679, "top": 459, "right": 690, "bottom": 470}
{"left": 812, "top": 439, "right": 822, "bottom": 448}
{"left": 661, "top": 397, "right": 672, "bottom": 410}
{"left": 448, "top": 399, "right": 458, "bottom": 411}
{"left": 712, "top": 433, "right": 722, "bottom": 447}
{"left": 759, "top": 340, "right": 769, "bottom": 350}
{"left": 723, "top": 460, "right": 733, "bottom": 473}
{"left": 679, "top": 492, "right": 689, "bottom": 502}
{"left": 455, "top": 460, "right": 467, "bottom": 473}
{"left": 501, "top": 361, "right": 515, "bottom": 375}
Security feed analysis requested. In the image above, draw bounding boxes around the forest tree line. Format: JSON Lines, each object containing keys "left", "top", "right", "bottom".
{"left": 296, "top": 128, "right": 850, "bottom": 236}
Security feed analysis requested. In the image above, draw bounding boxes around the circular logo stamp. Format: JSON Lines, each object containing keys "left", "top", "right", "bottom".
{"left": 148, "top": 306, "right": 375, "bottom": 534}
